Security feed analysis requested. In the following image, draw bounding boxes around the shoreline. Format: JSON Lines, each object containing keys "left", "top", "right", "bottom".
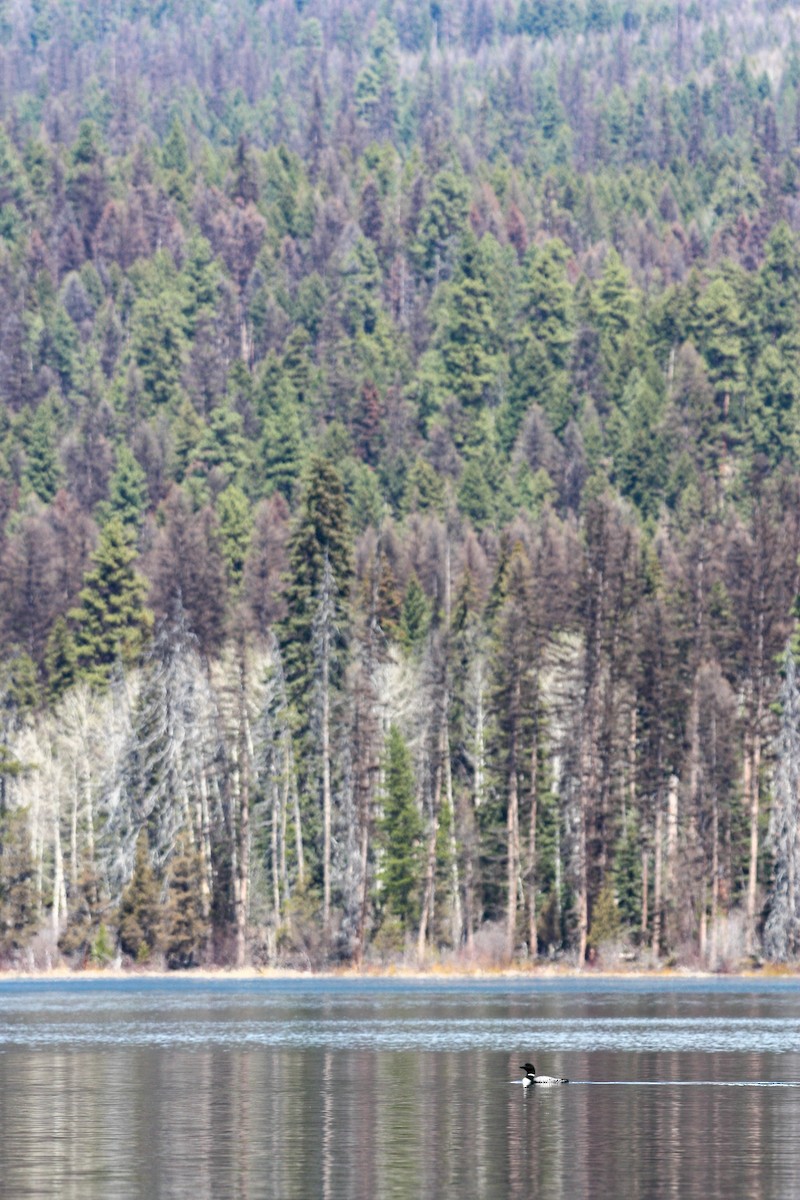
{"left": 1, "top": 962, "right": 796, "bottom": 983}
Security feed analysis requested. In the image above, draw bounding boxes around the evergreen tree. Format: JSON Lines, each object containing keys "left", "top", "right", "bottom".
{"left": 259, "top": 381, "right": 304, "bottom": 503}
{"left": 400, "top": 574, "right": 431, "bottom": 651}
{"left": 118, "top": 828, "right": 163, "bottom": 961}
{"left": 0, "top": 807, "right": 36, "bottom": 960}
{"left": 44, "top": 618, "right": 78, "bottom": 704}
{"left": 510, "top": 238, "right": 575, "bottom": 437}
{"left": 71, "top": 517, "right": 153, "bottom": 688}
{"left": 425, "top": 231, "right": 506, "bottom": 414}
{"left": 23, "top": 400, "right": 61, "bottom": 502}
{"left": 594, "top": 249, "right": 638, "bottom": 400}
{"left": 163, "top": 838, "right": 208, "bottom": 968}
{"left": 98, "top": 444, "right": 149, "bottom": 532}
{"left": 128, "top": 283, "right": 188, "bottom": 412}
{"left": 279, "top": 457, "right": 353, "bottom": 711}
{"left": 217, "top": 483, "right": 253, "bottom": 589}
{"left": 698, "top": 277, "right": 746, "bottom": 406}
{"left": 413, "top": 168, "right": 471, "bottom": 283}
{"left": 378, "top": 725, "right": 423, "bottom": 929}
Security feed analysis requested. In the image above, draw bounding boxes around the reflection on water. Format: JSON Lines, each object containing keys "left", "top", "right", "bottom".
{"left": 1, "top": 978, "right": 800, "bottom": 1198}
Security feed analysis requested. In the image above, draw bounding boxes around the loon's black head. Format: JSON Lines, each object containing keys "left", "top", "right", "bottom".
{"left": 521, "top": 1063, "right": 536, "bottom": 1076}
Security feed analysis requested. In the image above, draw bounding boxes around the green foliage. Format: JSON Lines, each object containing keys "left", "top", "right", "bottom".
{"left": 413, "top": 167, "right": 471, "bottom": 282}
{"left": 163, "top": 838, "right": 208, "bottom": 969}
{"left": 45, "top": 619, "right": 78, "bottom": 704}
{"left": 90, "top": 922, "right": 116, "bottom": 966}
{"left": 424, "top": 231, "right": 507, "bottom": 414}
{"left": 697, "top": 276, "right": 745, "bottom": 403}
{"left": 128, "top": 264, "right": 189, "bottom": 411}
{"left": 99, "top": 444, "right": 149, "bottom": 531}
{"left": 400, "top": 574, "right": 430, "bottom": 650}
{"left": 0, "top": 807, "right": 36, "bottom": 959}
{"left": 23, "top": 400, "right": 61, "bottom": 502}
{"left": 118, "top": 829, "right": 163, "bottom": 962}
{"left": 613, "top": 819, "right": 642, "bottom": 932}
{"left": 509, "top": 238, "right": 575, "bottom": 436}
{"left": 71, "top": 517, "right": 154, "bottom": 687}
{"left": 1, "top": 0, "right": 800, "bottom": 972}
{"left": 588, "top": 878, "right": 622, "bottom": 950}
{"left": 58, "top": 866, "right": 103, "bottom": 962}
{"left": 279, "top": 457, "right": 353, "bottom": 709}
{"left": 217, "top": 483, "right": 253, "bottom": 587}
{"left": 378, "top": 725, "right": 422, "bottom": 929}
{"left": 355, "top": 18, "right": 399, "bottom": 135}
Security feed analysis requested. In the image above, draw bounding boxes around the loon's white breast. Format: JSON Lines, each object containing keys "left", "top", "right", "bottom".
{"left": 521, "top": 1062, "right": 569, "bottom": 1086}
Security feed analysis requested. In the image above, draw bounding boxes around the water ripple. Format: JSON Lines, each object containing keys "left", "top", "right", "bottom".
{"left": 3, "top": 1011, "right": 800, "bottom": 1051}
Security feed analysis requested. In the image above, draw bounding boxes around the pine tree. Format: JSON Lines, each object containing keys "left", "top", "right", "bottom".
{"left": 413, "top": 168, "right": 471, "bottom": 283}
{"left": 400, "top": 574, "right": 431, "bottom": 651}
{"left": 23, "top": 400, "right": 61, "bottom": 502}
{"left": 98, "top": 444, "right": 149, "bottom": 532}
{"left": 216, "top": 483, "right": 253, "bottom": 589}
{"left": 45, "top": 618, "right": 77, "bottom": 700}
{"left": 163, "top": 838, "right": 208, "bottom": 968}
{"left": 426, "top": 231, "right": 505, "bottom": 413}
{"left": 509, "top": 238, "right": 575, "bottom": 437}
{"left": 698, "top": 277, "right": 745, "bottom": 406}
{"left": 378, "top": 725, "right": 423, "bottom": 929}
{"left": 118, "top": 828, "right": 163, "bottom": 962}
{"left": 260, "top": 383, "right": 304, "bottom": 503}
{"left": 0, "top": 806, "right": 36, "bottom": 960}
{"left": 279, "top": 457, "right": 353, "bottom": 712}
{"left": 594, "top": 249, "right": 638, "bottom": 399}
{"left": 71, "top": 516, "right": 153, "bottom": 688}
{"left": 129, "top": 285, "right": 188, "bottom": 412}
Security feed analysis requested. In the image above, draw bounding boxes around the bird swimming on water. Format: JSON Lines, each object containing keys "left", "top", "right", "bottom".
{"left": 520, "top": 1062, "right": 569, "bottom": 1086}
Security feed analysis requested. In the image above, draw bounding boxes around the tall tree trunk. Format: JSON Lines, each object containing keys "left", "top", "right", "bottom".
{"left": 289, "top": 733, "right": 305, "bottom": 888}
{"left": 653, "top": 800, "right": 663, "bottom": 956}
{"left": 235, "top": 657, "right": 251, "bottom": 968}
{"left": 417, "top": 813, "right": 440, "bottom": 962}
{"left": 321, "top": 625, "right": 332, "bottom": 936}
{"left": 746, "top": 671, "right": 764, "bottom": 952}
{"left": 198, "top": 769, "right": 212, "bottom": 922}
{"left": 271, "top": 776, "right": 282, "bottom": 928}
{"left": 506, "top": 670, "right": 521, "bottom": 963}
{"left": 527, "top": 726, "right": 538, "bottom": 958}
{"left": 52, "top": 792, "right": 65, "bottom": 936}
{"left": 444, "top": 725, "right": 462, "bottom": 947}
{"left": 710, "top": 717, "right": 720, "bottom": 970}
{"left": 506, "top": 760, "right": 519, "bottom": 962}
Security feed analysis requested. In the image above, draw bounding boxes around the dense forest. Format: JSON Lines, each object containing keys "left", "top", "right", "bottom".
{"left": 2, "top": 0, "right": 800, "bottom": 970}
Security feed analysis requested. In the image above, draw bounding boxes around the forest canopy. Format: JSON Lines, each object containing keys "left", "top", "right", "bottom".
{"left": 1, "top": 0, "right": 800, "bottom": 969}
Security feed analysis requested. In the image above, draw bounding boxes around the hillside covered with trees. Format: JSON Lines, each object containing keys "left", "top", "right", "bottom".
{"left": 2, "top": 0, "right": 800, "bottom": 969}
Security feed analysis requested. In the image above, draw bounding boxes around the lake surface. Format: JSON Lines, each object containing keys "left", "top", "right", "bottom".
{"left": 1, "top": 975, "right": 800, "bottom": 1198}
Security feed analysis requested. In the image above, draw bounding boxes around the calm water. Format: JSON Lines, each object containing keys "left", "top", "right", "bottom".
{"left": 1, "top": 977, "right": 800, "bottom": 1198}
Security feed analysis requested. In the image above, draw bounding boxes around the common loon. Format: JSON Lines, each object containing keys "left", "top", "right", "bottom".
{"left": 521, "top": 1062, "right": 569, "bottom": 1086}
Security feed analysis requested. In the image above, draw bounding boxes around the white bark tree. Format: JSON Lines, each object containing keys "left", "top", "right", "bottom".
{"left": 764, "top": 649, "right": 800, "bottom": 961}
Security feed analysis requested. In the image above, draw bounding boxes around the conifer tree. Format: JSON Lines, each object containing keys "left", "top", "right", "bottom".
{"left": 280, "top": 457, "right": 353, "bottom": 712}
{"left": 118, "top": 828, "right": 163, "bottom": 961}
{"left": 400, "top": 574, "right": 431, "bottom": 651}
{"left": 217, "top": 483, "right": 253, "bottom": 589}
{"left": 44, "top": 619, "right": 78, "bottom": 700}
{"left": 23, "top": 400, "right": 61, "bottom": 503}
{"left": 98, "top": 444, "right": 149, "bottom": 532}
{"left": 163, "top": 838, "right": 208, "bottom": 968}
{"left": 378, "top": 725, "right": 422, "bottom": 930}
{"left": 71, "top": 516, "right": 153, "bottom": 688}
{"left": 0, "top": 807, "right": 36, "bottom": 960}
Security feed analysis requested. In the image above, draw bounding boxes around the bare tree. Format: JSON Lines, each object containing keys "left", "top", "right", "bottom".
{"left": 763, "top": 650, "right": 800, "bottom": 961}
